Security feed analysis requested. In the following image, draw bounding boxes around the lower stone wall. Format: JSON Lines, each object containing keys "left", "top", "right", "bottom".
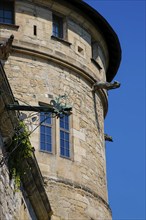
{"left": 45, "top": 177, "right": 112, "bottom": 220}
{"left": 0, "top": 135, "right": 31, "bottom": 220}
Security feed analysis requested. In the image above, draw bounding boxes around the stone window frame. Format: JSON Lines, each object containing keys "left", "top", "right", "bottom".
{"left": 91, "top": 41, "right": 103, "bottom": 70}
{"left": 0, "top": 0, "right": 15, "bottom": 25}
{"left": 51, "top": 12, "right": 72, "bottom": 46}
{"left": 40, "top": 112, "right": 53, "bottom": 153}
{"left": 60, "top": 115, "right": 70, "bottom": 159}
{"left": 39, "top": 102, "right": 56, "bottom": 155}
{"left": 59, "top": 114, "right": 73, "bottom": 160}
{"left": 52, "top": 14, "right": 64, "bottom": 39}
{"left": 0, "top": 0, "right": 19, "bottom": 29}
{"left": 38, "top": 102, "right": 73, "bottom": 159}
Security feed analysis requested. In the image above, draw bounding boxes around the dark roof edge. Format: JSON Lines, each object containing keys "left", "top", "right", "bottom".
{"left": 64, "top": 0, "right": 122, "bottom": 82}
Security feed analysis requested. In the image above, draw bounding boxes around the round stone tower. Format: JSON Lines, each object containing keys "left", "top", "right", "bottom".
{"left": 0, "top": 0, "right": 121, "bottom": 219}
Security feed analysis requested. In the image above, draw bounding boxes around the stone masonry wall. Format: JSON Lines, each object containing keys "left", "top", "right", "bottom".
{"left": 3, "top": 53, "right": 110, "bottom": 219}
{"left": 1, "top": 0, "right": 112, "bottom": 219}
{"left": 46, "top": 179, "right": 112, "bottom": 220}
{"left": 0, "top": 135, "right": 28, "bottom": 220}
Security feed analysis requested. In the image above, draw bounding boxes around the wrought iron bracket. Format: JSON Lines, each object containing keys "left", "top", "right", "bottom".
{"left": 6, "top": 94, "right": 72, "bottom": 119}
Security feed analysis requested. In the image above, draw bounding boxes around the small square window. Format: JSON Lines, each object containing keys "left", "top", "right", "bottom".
{"left": 0, "top": 1, "right": 14, "bottom": 24}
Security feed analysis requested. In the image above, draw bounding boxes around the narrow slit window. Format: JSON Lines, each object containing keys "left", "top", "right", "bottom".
{"left": 33, "top": 25, "right": 37, "bottom": 36}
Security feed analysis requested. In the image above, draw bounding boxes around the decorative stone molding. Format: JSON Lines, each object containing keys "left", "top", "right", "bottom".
{"left": 44, "top": 176, "right": 112, "bottom": 216}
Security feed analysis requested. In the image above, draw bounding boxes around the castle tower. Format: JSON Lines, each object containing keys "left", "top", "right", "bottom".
{"left": 0, "top": 0, "right": 121, "bottom": 219}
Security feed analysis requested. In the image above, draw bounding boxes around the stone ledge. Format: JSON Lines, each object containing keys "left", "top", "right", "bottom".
{"left": 51, "top": 35, "right": 72, "bottom": 46}
{"left": 0, "top": 23, "right": 19, "bottom": 30}
{"left": 44, "top": 176, "right": 112, "bottom": 216}
{"left": 12, "top": 45, "right": 108, "bottom": 117}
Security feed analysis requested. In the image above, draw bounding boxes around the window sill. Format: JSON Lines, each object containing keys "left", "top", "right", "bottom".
{"left": 40, "top": 150, "right": 53, "bottom": 155}
{"left": 91, "top": 58, "right": 102, "bottom": 70}
{"left": 0, "top": 23, "right": 19, "bottom": 29}
{"left": 60, "top": 155, "right": 72, "bottom": 161}
{"left": 51, "top": 35, "right": 72, "bottom": 46}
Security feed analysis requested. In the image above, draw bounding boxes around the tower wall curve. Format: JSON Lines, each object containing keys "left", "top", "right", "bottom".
{"left": 0, "top": 0, "right": 121, "bottom": 219}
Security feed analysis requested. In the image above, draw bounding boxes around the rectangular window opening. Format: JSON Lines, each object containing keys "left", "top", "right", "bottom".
{"left": 40, "top": 112, "right": 52, "bottom": 153}
{"left": 60, "top": 115, "right": 70, "bottom": 158}
{"left": 33, "top": 25, "right": 37, "bottom": 36}
{"left": 52, "top": 14, "right": 63, "bottom": 39}
{"left": 0, "top": 1, "right": 14, "bottom": 24}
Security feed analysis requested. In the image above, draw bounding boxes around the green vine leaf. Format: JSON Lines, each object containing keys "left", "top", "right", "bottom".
{"left": 7, "top": 121, "right": 33, "bottom": 190}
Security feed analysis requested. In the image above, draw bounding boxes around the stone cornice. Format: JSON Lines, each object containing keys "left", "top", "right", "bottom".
{"left": 16, "top": 0, "right": 121, "bottom": 82}
{"left": 44, "top": 176, "right": 112, "bottom": 216}
{"left": 12, "top": 45, "right": 108, "bottom": 117}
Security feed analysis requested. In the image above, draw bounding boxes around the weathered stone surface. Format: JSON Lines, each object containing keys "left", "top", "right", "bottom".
{"left": 0, "top": 135, "right": 24, "bottom": 220}
{"left": 0, "top": 0, "right": 120, "bottom": 219}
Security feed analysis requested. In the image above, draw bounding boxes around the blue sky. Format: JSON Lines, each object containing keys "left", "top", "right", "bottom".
{"left": 84, "top": 1, "right": 145, "bottom": 219}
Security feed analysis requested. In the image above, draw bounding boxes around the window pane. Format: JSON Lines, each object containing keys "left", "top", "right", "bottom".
{"left": 53, "top": 14, "right": 63, "bottom": 38}
{"left": 65, "top": 133, "right": 69, "bottom": 141}
{"left": 46, "top": 144, "right": 52, "bottom": 152}
{"left": 41, "top": 125, "right": 45, "bottom": 133}
{"left": 60, "top": 128, "right": 70, "bottom": 158}
{"left": 60, "top": 120, "right": 64, "bottom": 129}
{"left": 46, "top": 135, "right": 51, "bottom": 144}
{"left": 46, "top": 126, "right": 51, "bottom": 133}
{"left": 41, "top": 134, "right": 45, "bottom": 142}
{"left": 60, "top": 115, "right": 70, "bottom": 158}
{"left": 65, "top": 115, "right": 69, "bottom": 123}
{"left": 60, "top": 139, "right": 64, "bottom": 147}
{"left": 40, "top": 112, "right": 52, "bottom": 153}
{"left": 60, "top": 147, "right": 65, "bottom": 156}
{"left": 46, "top": 116, "right": 51, "bottom": 124}
{"left": 40, "top": 112, "right": 52, "bottom": 125}
{"left": 0, "top": 2, "right": 14, "bottom": 24}
{"left": 60, "top": 130, "right": 64, "bottom": 140}
{"left": 40, "top": 112, "right": 45, "bottom": 122}
{"left": 0, "top": 18, "right": 4, "bottom": 22}
{"left": 66, "top": 149, "right": 70, "bottom": 158}
{"left": 40, "top": 142, "right": 45, "bottom": 151}
{"left": 65, "top": 122, "right": 69, "bottom": 130}
{"left": 0, "top": 10, "right": 3, "bottom": 17}
{"left": 4, "top": 10, "right": 12, "bottom": 18}
{"left": 4, "top": 18, "right": 12, "bottom": 24}
{"left": 60, "top": 115, "right": 69, "bottom": 130}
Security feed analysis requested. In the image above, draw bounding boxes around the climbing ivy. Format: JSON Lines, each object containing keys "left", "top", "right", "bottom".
{"left": 7, "top": 121, "right": 33, "bottom": 190}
